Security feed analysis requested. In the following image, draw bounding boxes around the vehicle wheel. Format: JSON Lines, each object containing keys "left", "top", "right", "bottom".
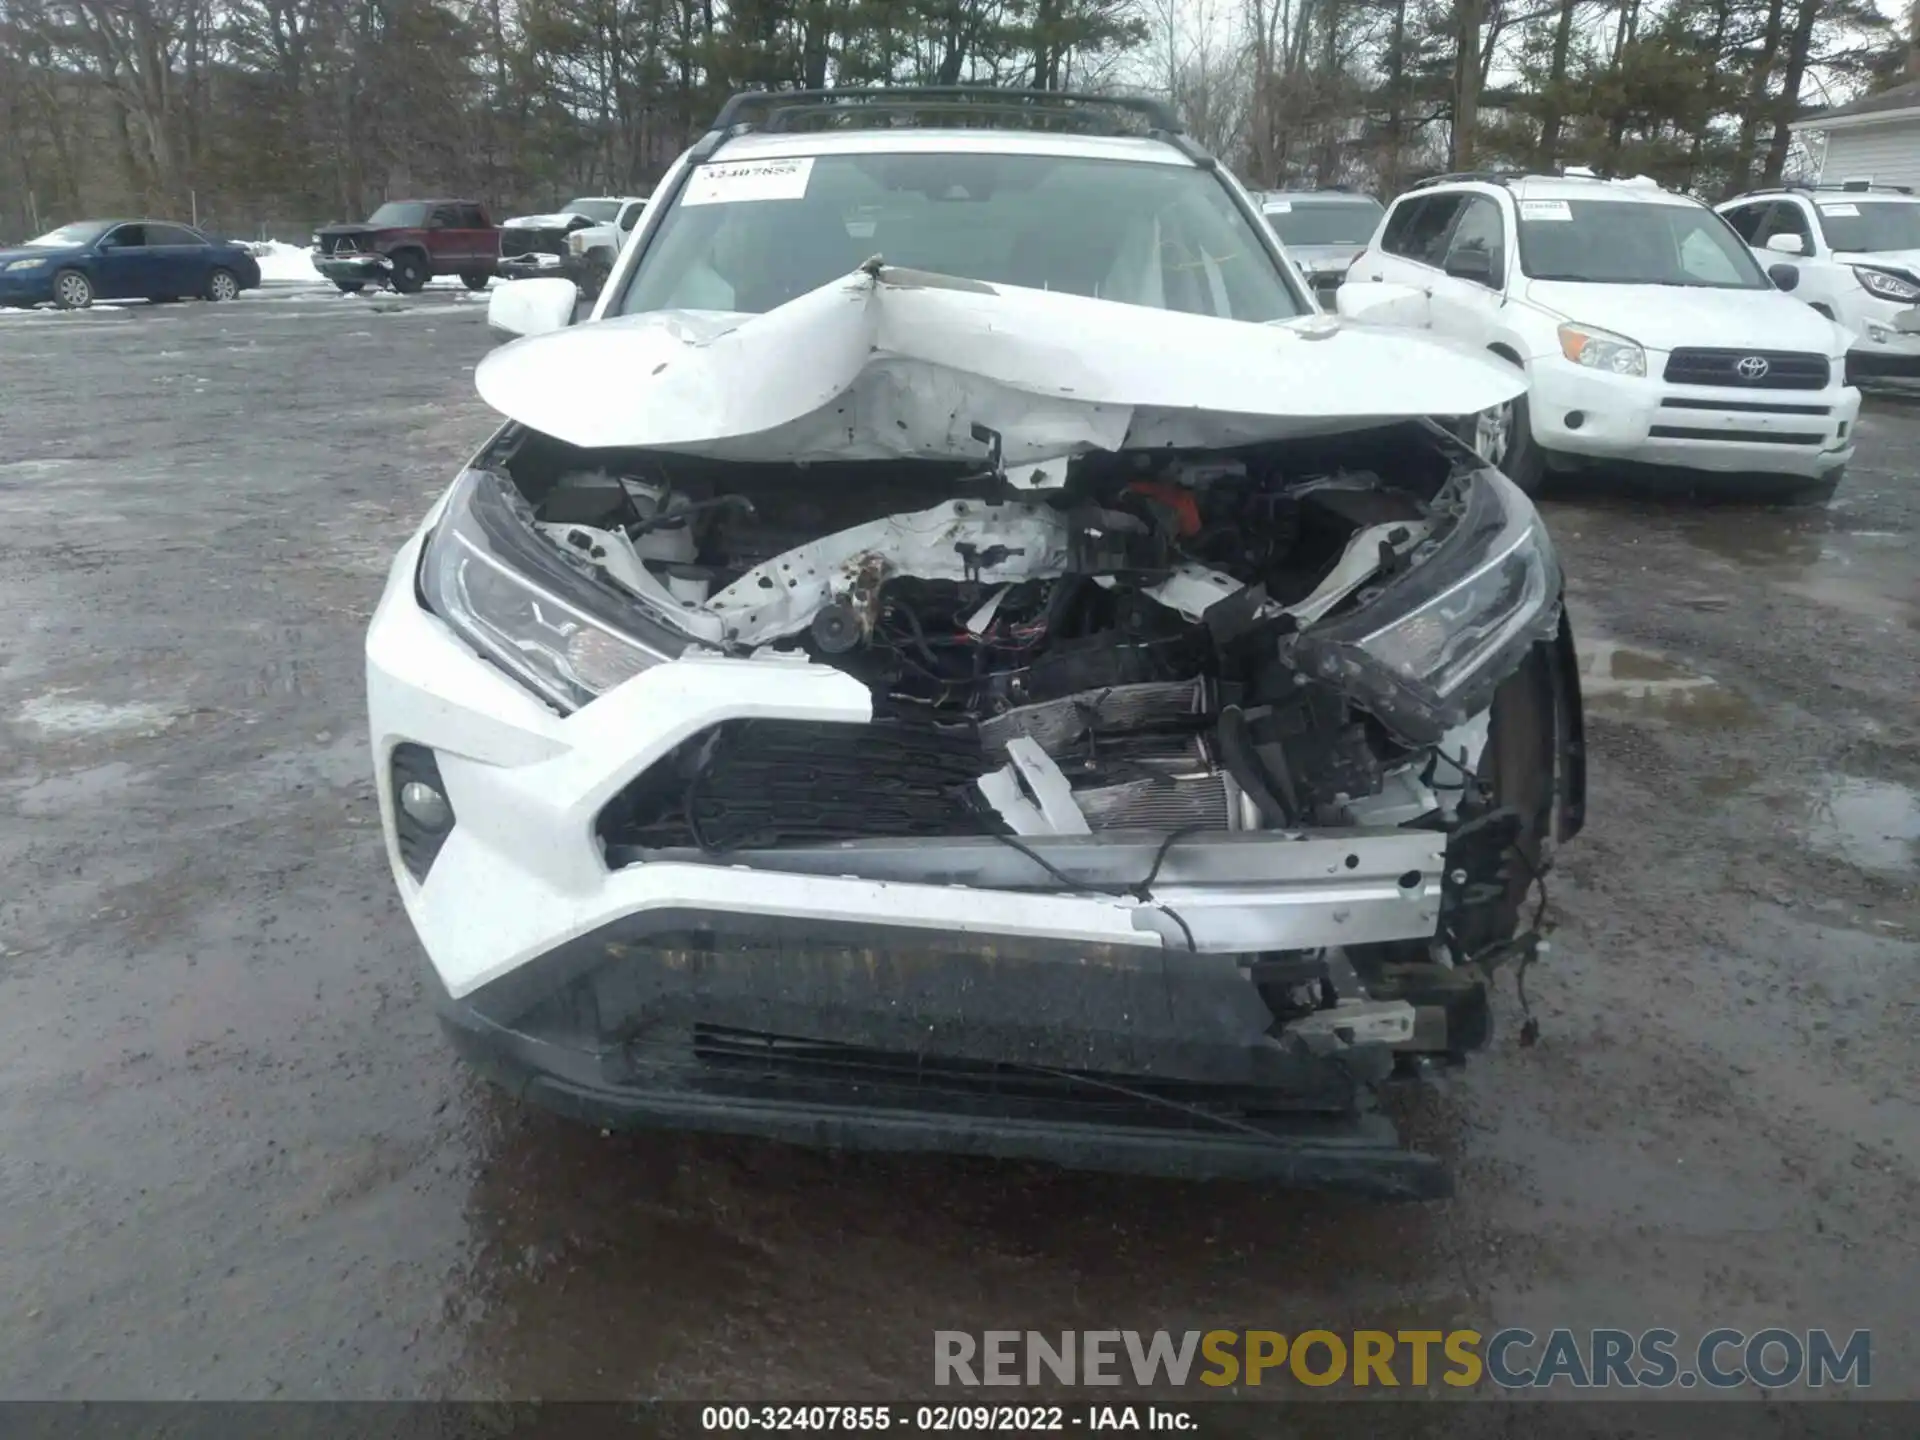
{"left": 333, "top": 280, "right": 365, "bottom": 295}
{"left": 1467, "top": 390, "right": 1547, "bottom": 494}
{"left": 206, "top": 268, "right": 240, "bottom": 302}
{"left": 388, "top": 252, "right": 427, "bottom": 294}
{"left": 52, "top": 269, "right": 93, "bottom": 310}
{"left": 459, "top": 271, "right": 491, "bottom": 292}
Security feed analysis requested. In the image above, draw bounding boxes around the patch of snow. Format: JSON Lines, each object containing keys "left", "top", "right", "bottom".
{"left": 253, "top": 240, "right": 325, "bottom": 287}
{"left": 16, "top": 694, "right": 180, "bottom": 737}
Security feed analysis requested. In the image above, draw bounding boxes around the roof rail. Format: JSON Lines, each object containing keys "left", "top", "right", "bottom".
{"left": 1408, "top": 170, "right": 1524, "bottom": 190}
{"left": 1738, "top": 180, "right": 1914, "bottom": 199}
{"left": 706, "top": 86, "right": 1186, "bottom": 140}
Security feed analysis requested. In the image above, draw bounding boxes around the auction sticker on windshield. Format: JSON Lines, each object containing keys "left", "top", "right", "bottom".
{"left": 682, "top": 157, "right": 815, "bottom": 206}
{"left": 1520, "top": 200, "right": 1573, "bottom": 222}
{"left": 1819, "top": 202, "right": 1861, "bottom": 217}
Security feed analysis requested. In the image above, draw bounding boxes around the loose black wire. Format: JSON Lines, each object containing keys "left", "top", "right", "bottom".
{"left": 1022, "top": 1063, "right": 1286, "bottom": 1145}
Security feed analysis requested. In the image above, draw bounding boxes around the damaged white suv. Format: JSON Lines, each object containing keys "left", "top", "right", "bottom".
{"left": 370, "top": 88, "right": 1586, "bottom": 1198}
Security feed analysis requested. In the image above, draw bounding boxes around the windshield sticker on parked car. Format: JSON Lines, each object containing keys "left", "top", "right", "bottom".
{"left": 1519, "top": 199, "right": 1573, "bottom": 222}
{"left": 682, "top": 157, "right": 815, "bottom": 206}
{"left": 1265, "top": 201, "right": 1293, "bottom": 213}
{"left": 1818, "top": 202, "right": 1861, "bottom": 217}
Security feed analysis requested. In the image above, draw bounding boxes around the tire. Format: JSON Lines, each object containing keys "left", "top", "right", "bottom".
{"left": 206, "top": 268, "right": 239, "bottom": 302}
{"left": 1465, "top": 387, "right": 1547, "bottom": 495}
{"left": 388, "top": 251, "right": 428, "bottom": 294}
{"left": 333, "top": 280, "right": 365, "bottom": 294}
{"left": 52, "top": 269, "right": 93, "bottom": 310}
{"left": 459, "top": 271, "right": 491, "bottom": 292}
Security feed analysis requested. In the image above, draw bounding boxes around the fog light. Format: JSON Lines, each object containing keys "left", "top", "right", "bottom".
{"left": 390, "top": 743, "right": 456, "bottom": 880}
{"left": 399, "top": 780, "right": 451, "bottom": 830}
{"left": 1565, "top": 410, "right": 1586, "bottom": 430}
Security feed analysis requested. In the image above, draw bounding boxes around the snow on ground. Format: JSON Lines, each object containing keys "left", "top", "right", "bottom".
{"left": 253, "top": 240, "right": 325, "bottom": 286}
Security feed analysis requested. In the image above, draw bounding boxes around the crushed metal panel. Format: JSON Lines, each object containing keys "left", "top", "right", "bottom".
{"left": 476, "top": 263, "right": 1529, "bottom": 463}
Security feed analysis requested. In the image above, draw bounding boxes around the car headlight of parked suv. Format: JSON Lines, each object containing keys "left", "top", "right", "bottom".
{"left": 1853, "top": 267, "right": 1920, "bottom": 304}
{"left": 1294, "top": 469, "right": 1562, "bottom": 746}
{"left": 1557, "top": 322, "right": 1646, "bottom": 377}
{"left": 418, "top": 468, "right": 679, "bottom": 711}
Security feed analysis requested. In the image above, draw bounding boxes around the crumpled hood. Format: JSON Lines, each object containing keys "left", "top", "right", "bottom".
{"left": 476, "top": 263, "right": 1527, "bottom": 466}
{"left": 1522, "top": 279, "right": 1847, "bottom": 355}
{"left": 503, "top": 212, "right": 592, "bottom": 229}
{"left": 1286, "top": 243, "right": 1368, "bottom": 275}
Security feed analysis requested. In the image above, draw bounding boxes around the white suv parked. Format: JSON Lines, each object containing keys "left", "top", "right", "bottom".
{"left": 1339, "top": 172, "right": 1860, "bottom": 503}
{"left": 1716, "top": 184, "right": 1920, "bottom": 384}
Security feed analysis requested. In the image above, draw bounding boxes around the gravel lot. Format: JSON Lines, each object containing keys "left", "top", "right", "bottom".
{"left": 0, "top": 290, "right": 1915, "bottom": 1402}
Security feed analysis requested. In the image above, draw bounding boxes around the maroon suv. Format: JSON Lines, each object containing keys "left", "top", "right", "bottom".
{"left": 312, "top": 200, "right": 499, "bottom": 294}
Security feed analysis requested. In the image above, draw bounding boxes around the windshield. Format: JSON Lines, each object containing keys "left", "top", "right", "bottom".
{"left": 368, "top": 202, "right": 430, "bottom": 227}
{"left": 564, "top": 199, "right": 624, "bottom": 223}
{"left": 27, "top": 221, "right": 111, "bottom": 248}
{"left": 617, "top": 151, "right": 1304, "bottom": 322}
{"left": 1262, "top": 199, "right": 1383, "bottom": 247}
{"left": 1816, "top": 199, "right": 1920, "bottom": 254}
{"left": 1518, "top": 199, "right": 1769, "bottom": 289}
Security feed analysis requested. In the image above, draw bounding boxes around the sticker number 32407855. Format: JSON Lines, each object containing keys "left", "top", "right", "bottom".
{"left": 681, "top": 157, "right": 816, "bottom": 206}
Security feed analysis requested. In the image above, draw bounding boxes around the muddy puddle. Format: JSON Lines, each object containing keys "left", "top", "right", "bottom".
{"left": 1805, "top": 775, "right": 1920, "bottom": 877}
{"left": 1577, "top": 639, "right": 1758, "bottom": 727}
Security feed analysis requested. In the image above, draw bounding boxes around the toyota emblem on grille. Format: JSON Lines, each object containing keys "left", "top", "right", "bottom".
{"left": 1735, "top": 355, "right": 1771, "bottom": 380}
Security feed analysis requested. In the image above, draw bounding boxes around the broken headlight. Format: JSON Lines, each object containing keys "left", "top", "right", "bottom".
{"left": 1293, "top": 469, "right": 1560, "bottom": 746}
{"left": 420, "top": 468, "right": 678, "bottom": 712}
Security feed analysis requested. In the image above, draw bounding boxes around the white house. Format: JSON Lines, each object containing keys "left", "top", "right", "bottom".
{"left": 1791, "top": 78, "right": 1920, "bottom": 191}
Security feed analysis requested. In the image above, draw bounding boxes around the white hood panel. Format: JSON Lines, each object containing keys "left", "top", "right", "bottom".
{"left": 475, "top": 264, "right": 1526, "bottom": 465}
{"left": 1522, "top": 280, "right": 1847, "bottom": 355}
{"left": 1835, "top": 247, "right": 1920, "bottom": 273}
{"left": 504, "top": 212, "right": 592, "bottom": 228}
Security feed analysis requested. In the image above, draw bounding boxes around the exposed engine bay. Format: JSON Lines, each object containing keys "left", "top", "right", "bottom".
{"left": 485, "top": 422, "right": 1544, "bottom": 860}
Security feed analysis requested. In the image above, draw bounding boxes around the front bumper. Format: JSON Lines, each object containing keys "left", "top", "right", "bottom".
{"left": 1528, "top": 355, "right": 1858, "bottom": 479}
{"left": 0, "top": 267, "right": 56, "bottom": 304}
{"left": 439, "top": 980, "right": 1448, "bottom": 1196}
{"left": 497, "top": 252, "right": 581, "bottom": 283}
{"left": 367, "top": 519, "right": 1483, "bottom": 1185}
{"left": 314, "top": 252, "right": 391, "bottom": 283}
{"left": 1843, "top": 298, "right": 1920, "bottom": 380}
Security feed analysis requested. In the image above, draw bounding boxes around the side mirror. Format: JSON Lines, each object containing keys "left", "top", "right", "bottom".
{"left": 1443, "top": 249, "right": 1497, "bottom": 285}
{"left": 487, "top": 276, "right": 579, "bottom": 340}
{"left": 1768, "top": 262, "right": 1801, "bottom": 292}
{"left": 1764, "top": 233, "right": 1806, "bottom": 256}
{"left": 620, "top": 210, "right": 642, "bottom": 231}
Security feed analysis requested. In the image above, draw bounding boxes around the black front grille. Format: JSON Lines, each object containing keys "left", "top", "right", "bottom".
{"left": 1663, "top": 348, "right": 1830, "bottom": 390}
{"left": 1647, "top": 425, "right": 1824, "bottom": 445}
{"left": 683, "top": 1026, "right": 1330, "bottom": 1124}
{"left": 501, "top": 225, "right": 569, "bottom": 258}
{"left": 1658, "top": 398, "right": 1830, "bottom": 415}
{"left": 597, "top": 719, "right": 997, "bottom": 851}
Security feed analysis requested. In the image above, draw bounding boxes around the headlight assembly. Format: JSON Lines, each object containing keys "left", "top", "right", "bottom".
{"left": 1853, "top": 266, "right": 1920, "bottom": 303}
{"left": 1292, "top": 469, "right": 1562, "bottom": 746}
{"left": 419, "top": 468, "right": 678, "bottom": 711}
{"left": 4, "top": 257, "right": 47, "bottom": 271}
{"left": 1558, "top": 322, "right": 1645, "bottom": 376}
